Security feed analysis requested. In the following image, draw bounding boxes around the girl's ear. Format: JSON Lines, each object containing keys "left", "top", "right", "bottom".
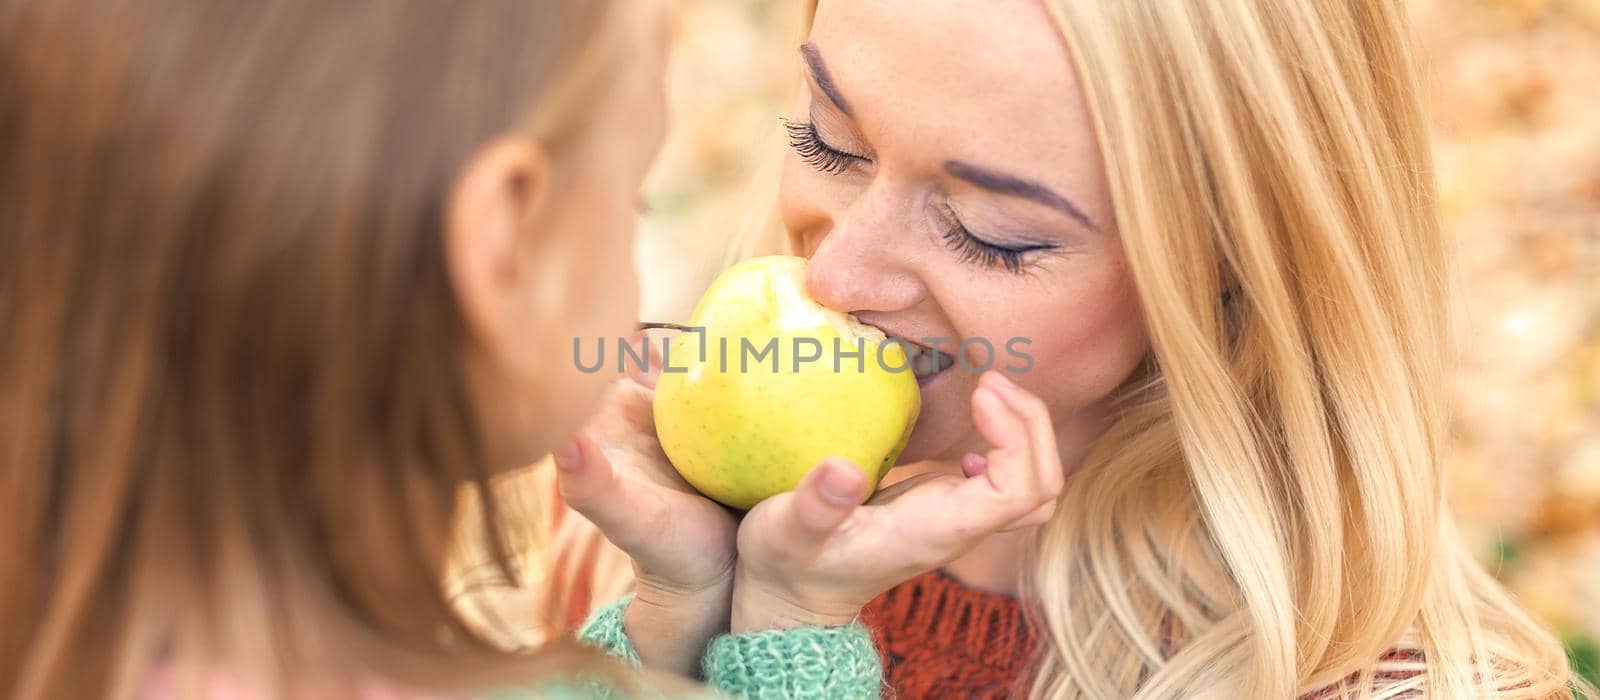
{"left": 444, "top": 135, "right": 552, "bottom": 354}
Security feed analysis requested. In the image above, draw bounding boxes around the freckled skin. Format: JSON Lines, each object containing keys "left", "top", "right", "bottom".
{"left": 653, "top": 256, "right": 920, "bottom": 510}
{"left": 783, "top": 1, "right": 1152, "bottom": 472}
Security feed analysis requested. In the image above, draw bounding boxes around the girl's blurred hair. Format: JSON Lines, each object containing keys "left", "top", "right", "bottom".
{"left": 0, "top": 1, "right": 629, "bottom": 697}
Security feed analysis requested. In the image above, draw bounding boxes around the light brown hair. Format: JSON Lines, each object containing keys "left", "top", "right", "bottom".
{"left": 0, "top": 1, "right": 627, "bottom": 697}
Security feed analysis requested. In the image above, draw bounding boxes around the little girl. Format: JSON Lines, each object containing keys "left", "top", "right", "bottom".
{"left": 0, "top": 1, "right": 883, "bottom": 698}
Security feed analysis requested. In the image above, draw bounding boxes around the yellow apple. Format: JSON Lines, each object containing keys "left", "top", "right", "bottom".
{"left": 652, "top": 256, "right": 921, "bottom": 510}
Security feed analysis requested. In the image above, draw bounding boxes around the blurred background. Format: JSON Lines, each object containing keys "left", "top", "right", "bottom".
{"left": 625, "top": 0, "right": 1600, "bottom": 682}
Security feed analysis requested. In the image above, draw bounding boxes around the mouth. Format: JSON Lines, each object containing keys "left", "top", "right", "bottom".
{"left": 893, "top": 336, "right": 956, "bottom": 383}
{"left": 848, "top": 318, "right": 958, "bottom": 385}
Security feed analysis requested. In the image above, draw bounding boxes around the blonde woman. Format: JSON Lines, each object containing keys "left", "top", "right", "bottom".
{"left": 0, "top": 0, "right": 887, "bottom": 698}
{"left": 559, "top": 0, "right": 1594, "bottom": 697}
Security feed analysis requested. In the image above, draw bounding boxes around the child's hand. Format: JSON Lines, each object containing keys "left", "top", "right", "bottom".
{"left": 552, "top": 333, "right": 737, "bottom": 676}
{"left": 728, "top": 370, "right": 1063, "bottom": 632}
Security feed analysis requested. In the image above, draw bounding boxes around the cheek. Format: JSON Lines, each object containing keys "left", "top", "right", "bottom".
{"left": 1010, "top": 259, "right": 1148, "bottom": 410}
{"left": 517, "top": 172, "right": 642, "bottom": 437}
{"left": 545, "top": 172, "right": 640, "bottom": 337}
{"left": 778, "top": 157, "right": 851, "bottom": 254}
{"left": 570, "top": 190, "right": 640, "bottom": 350}
{"left": 778, "top": 160, "right": 816, "bottom": 249}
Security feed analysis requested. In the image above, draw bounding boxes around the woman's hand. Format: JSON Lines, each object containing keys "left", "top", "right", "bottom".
{"left": 552, "top": 333, "right": 737, "bottom": 676}
{"left": 729, "top": 370, "right": 1064, "bottom": 632}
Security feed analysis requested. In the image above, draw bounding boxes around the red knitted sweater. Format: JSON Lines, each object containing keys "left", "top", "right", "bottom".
{"left": 860, "top": 569, "right": 1433, "bottom": 699}
{"left": 861, "top": 569, "right": 1036, "bottom": 699}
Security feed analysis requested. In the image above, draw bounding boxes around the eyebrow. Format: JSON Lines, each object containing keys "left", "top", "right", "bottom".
{"left": 800, "top": 42, "right": 853, "bottom": 116}
{"left": 944, "top": 160, "right": 1096, "bottom": 230}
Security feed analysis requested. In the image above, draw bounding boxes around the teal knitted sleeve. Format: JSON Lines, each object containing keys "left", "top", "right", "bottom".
{"left": 570, "top": 595, "right": 882, "bottom": 699}
{"left": 701, "top": 623, "right": 883, "bottom": 699}
{"left": 577, "top": 594, "right": 642, "bottom": 667}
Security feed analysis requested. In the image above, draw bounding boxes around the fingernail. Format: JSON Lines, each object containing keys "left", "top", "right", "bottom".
{"left": 819, "top": 464, "right": 862, "bottom": 506}
{"left": 961, "top": 452, "right": 989, "bottom": 477}
{"left": 985, "top": 370, "right": 1017, "bottom": 391}
{"left": 982, "top": 373, "right": 1025, "bottom": 411}
{"left": 552, "top": 438, "right": 583, "bottom": 470}
{"left": 974, "top": 384, "right": 1001, "bottom": 408}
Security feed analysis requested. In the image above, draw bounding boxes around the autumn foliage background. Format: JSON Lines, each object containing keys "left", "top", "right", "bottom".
{"left": 609, "top": 0, "right": 1600, "bottom": 681}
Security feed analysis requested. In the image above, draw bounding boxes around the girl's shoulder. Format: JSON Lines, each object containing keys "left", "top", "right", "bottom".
{"left": 138, "top": 666, "right": 461, "bottom": 700}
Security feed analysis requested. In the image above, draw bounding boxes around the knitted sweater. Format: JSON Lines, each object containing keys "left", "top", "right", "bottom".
{"left": 862, "top": 569, "right": 1035, "bottom": 699}
{"left": 568, "top": 595, "right": 883, "bottom": 699}
{"left": 859, "top": 569, "right": 1433, "bottom": 699}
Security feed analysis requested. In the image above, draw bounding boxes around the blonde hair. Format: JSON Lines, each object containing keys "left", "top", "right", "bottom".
{"left": 738, "top": 0, "right": 1588, "bottom": 697}
{"left": 0, "top": 1, "right": 637, "bottom": 698}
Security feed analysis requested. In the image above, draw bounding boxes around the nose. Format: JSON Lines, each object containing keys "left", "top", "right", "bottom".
{"left": 803, "top": 186, "right": 925, "bottom": 316}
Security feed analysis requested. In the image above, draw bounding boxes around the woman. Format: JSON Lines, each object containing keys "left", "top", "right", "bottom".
{"left": 559, "top": 0, "right": 1590, "bottom": 697}
{"left": 0, "top": 0, "right": 883, "bottom": 697}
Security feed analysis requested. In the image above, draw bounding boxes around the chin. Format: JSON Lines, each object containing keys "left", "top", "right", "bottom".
{"left": 892, "top": 410, "right": 977, "bottom": 466}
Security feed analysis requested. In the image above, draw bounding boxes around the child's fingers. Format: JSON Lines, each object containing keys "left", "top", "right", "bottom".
{"left": 1000, "top": 499, "right": 1059, "bottom": 532}
{"left": 930, "top": 373, "right": 1061, "bottom": 536}
{"left": 865, "top": 471, "right": 945, "bottom": 505}
{"left": 791, "top": 458, "right": 865, "bottom": 537}
{"left": 753, "top": 458, "right": 865, "bottom": 561}
{"left": 982, "top": 372, "right": 1065, "bottom": 500}
{"left": 553, "top": 432, "right": 645, "bottom": 536}
{"left": 960, "top": 452, "right": 989, "bottom": 478}
{"left": 624, "top": 330, "right": 665, "bottom": 389}
{"left": 968, "top": 375, "right": 1036, "bottom": 499}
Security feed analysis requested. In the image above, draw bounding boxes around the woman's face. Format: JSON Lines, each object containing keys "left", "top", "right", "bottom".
{"left": 782, "top": 0, "right": 1150, "bottom": 464}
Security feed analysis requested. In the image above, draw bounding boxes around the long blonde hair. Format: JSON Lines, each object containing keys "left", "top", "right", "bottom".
{"left": 0, "top": 1, "right": 632, "bottom": 698}
{"left": 740, "top": 1, "right": 1586, "bottom": 697}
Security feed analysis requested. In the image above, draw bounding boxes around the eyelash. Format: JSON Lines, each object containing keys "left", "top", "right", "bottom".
{"left": 783, "top": 118, "right": 864, "bottom": 174}
{"left": 941, "top": 219, "right": 1037, "bottom": 274}
{"left": 784, "top": 117, "right": 1048, "bottom": 274}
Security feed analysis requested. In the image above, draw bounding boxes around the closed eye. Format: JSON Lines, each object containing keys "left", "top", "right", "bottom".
{"left": 783, "top": 118, "right": 869, "bottom": 175}
{"left": 941, "top": 205, "right": 1059, "bottom": 274}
